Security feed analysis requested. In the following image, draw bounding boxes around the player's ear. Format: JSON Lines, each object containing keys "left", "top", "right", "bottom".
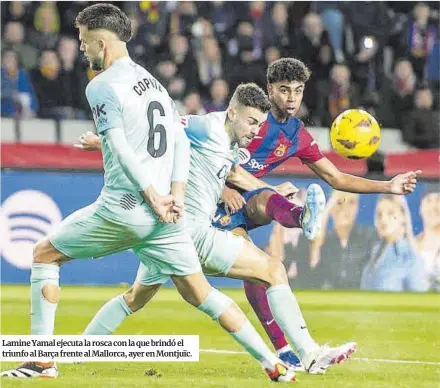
{"left": 227, "top": 106, "right": 237, "bottom": 122}
{"left": 267, "top": 83, "right": 273, "bottom": 97}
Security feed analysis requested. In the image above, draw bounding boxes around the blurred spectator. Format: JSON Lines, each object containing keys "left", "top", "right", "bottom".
{"left": 169, "top": 34, "right": 198, "bottom": 92}
{"left": 416, "top": 192, "right": 440, "bottom": 291}
{"left": 382, "top": 59, "right": 417, "bottom": 129}
{"left": 361, "top": 196, "right": 425, "bottom": 292}
{"left": 226, "top": 22, "right": 266, "bottom": 91}
{"left": 345, "top": 2, "right": 392, "bottom": 91}
{"left": 169, "top": 1, "right": 198, "bottom": 37}
{"left": 314, "top": 2, "right": 346, "bottom": 63}
{"left": 399, "top": 2, "right": 438, "bottom": 80}
{"left": 308, "top": 191, "right": 375, "bottom": 289}
{"left": 227, "top": 21, "right": 255, "bottom": 58}
{"left": 167, "top": 77, "right": 186, "bottom": 104}
{"left": 127, "top": 1, "right": 170, "bottom": 50}
{"left": 294, "top": 12, "right": 334, "bottom": 116}
{"left": 246, "top": 1, "right": 272, "bottom": 60}
{"left": 183, "top": 92, "right": 206, "bottom": 115}
{"left": 155, "top": 58, "right": 178, "bottom": 89}
{"left": 196, "top": 37, "right": 224, "bottom": 92}
{"left": 264, "top": 46, "right": 281, "bottom": 67}
{"left": 2, "top": 1, "right": 33, "bottom": 27}
{"left": 317, "top": 64, "right": 360, "bottom": 127}
{"left": 1, "top": 50, "right": 38, "bottom": 118}
{"left": 402, "top": 87, "right": 440, "bottom": 148}
{"left": 58, "top": 37, "right": 88, "bottom": 119}
{"left": 204, "top": 78, "right": 229, "bottom": 112}
{"left": 57, "top": 1, "right": 88, "bottom": 37}
{"left": 197, "top": 1, "right": 236, "bottom": 44}
{"left": 29, "top": 3, "right": 60, "bottom": 51}
{"left": 191, "top": 18, "right": 216, "bottom": 53}
{"left": 263, "top": 2, "right": 290, "bottom": 52}
{"left": 2, "top": 22, "right": 38, "bottom": 70}
{"left": 127, "top": 14, "right": 156, "bottom": 69}
{"left": 30, "top": 50, "right": 70, "bottom": 120}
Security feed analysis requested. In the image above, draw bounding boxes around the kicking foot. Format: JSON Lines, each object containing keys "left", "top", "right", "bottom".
{"left": 302, "top": 342, "right": 357, "bottom": 375}
{"left": 300, "top": 184, "right": 326, "bottom": 240}
{"left": 265, "top": 363, "right": 297, "bottom": 382}
{"left": 278, "top": 349, "right": 305, "bottom": 372}
{"left": 1, "top": 362, "right": 58, "bottom": 378}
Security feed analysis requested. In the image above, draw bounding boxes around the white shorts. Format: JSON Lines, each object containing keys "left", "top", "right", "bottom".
{"left": 137, "top": 221, "right": 244, "bottom": 285}
{"left": 49, "top": 202, "right": 201, "bottom": 285}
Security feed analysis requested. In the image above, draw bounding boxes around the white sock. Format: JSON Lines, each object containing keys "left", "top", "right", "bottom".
{"left": 31, "top": 263, "right": 60, "bottom": 335}
{"left": 267, "top": 285, "right": 317, "bottom": 358}
{"left": 83, "top": 295, "right": 132, "bottom": 335}
{"left": 230, "top": 320, "right": 280, "bottom": 369}
{"left": 276, "top": 344, "right": 293, "bottom": 356}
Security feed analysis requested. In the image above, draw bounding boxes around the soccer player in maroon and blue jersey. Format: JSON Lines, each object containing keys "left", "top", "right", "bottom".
{"left": 212, "top": 58, "right": 421, "bottom": 369}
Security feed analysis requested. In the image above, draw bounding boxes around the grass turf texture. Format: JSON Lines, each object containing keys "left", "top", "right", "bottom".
{"left": 1, "top": 285, "right": 439, "bottom": 387}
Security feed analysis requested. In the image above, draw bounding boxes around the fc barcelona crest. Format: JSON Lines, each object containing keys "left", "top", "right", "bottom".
{"left": 220, "top": 215, "right": 231, "bottom": 226}
{"left": 274, "top": 144, "right": 288, "bottom": 157}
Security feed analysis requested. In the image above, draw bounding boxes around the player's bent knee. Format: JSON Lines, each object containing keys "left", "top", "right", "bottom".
{"left": 33, "top": 238, "right": 69, "bottom": 266}
{"left": 197, "top": 287, "right": 233, "bottom": 321}
{"left": 267, "top": 256, "right": 289, "bottom": 285}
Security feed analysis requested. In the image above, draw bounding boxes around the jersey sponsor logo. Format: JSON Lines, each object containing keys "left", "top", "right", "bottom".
{"left": 247, "top": 158, "right": 269, "bottom": 171}
{"left": 238, "top": 148, "right": 251, "bottom": 165}
{"left": 274, "top": 143, "right": 288, "bottom": 157}
{"left": 0, "top": 190, "right": 62, "bottom": 269}
{"left": 180, "top": 116, "right": 188, "bottom": 127}
{"left": 92, "top": 104, "right": 106, "bottom": 118}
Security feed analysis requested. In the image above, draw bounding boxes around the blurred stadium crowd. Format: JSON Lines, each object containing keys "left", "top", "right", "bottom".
{"left": 1, "top": 1, "right": 439, "bottom": 149}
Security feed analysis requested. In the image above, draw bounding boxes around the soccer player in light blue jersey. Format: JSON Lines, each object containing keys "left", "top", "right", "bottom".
{"left": 1, "top": 4, "right": 298, "bottom": 382}
{"left": 78, "top": 85, "right": 357, "bottom": 376}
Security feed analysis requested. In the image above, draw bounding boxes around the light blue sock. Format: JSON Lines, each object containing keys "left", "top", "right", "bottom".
{"left": 267, "top": 285, "right": 317, "bottom": 358}
{"left": 198, "top": 287, "right": 278, "bottom": 368}
{"left": 83, "top": 295, "right": 132, "bottom": 335}
{"left": 31, "top": 263, "right": 60, "bottom": 335}
{"left": 230, "top": 320, "right": 279, "bottom": 368}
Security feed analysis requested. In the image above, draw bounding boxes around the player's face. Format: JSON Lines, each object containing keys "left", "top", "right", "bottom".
{"left": 375, "top": 199, "right": 404, "bottom": 239}
{"left": 420, "top": 193, "right": 440, "bottom": 229}
{"left": 268, "top": 81, "right": 305, "bottom": 119}
{"left": 78, "top": 26, "right": 105, "bottom": 71}
{"left": 231, "top": 106, "right": 267, "bottom": 147}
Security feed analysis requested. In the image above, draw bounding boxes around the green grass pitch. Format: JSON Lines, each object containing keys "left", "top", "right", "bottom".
{"left": 1, "top": 285, "right": 439, "bottom": 387}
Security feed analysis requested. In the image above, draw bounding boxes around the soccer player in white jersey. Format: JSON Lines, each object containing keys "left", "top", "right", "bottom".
{"left": 77, "top": 84, "right": 356, "bottom": 375}
{"left": 1, "top": 4, "right": 298, "bottom": 382}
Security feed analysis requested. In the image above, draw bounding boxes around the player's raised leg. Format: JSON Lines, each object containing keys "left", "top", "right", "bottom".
{"left": 245, "top": 184, "right": 326, "bottom": 240}
{"left": 226, "top": 238, "right": 357, "bottom": 374}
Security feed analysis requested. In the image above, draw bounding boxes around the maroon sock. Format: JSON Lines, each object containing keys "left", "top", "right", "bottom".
{"left": 243, "top": 280, "right": 288, "bottom": 351}
{"left": 265, "top": 193, "right": 303, "bottom": 228}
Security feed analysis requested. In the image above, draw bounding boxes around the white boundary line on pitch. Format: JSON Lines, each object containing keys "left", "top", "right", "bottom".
{"left": 200, "top": 349, "right": 440, "bottom": 366}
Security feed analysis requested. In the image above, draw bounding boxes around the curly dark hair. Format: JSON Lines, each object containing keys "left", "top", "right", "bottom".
{"left": 232, "top": 83, "right": 271, "bottom": 113}
{"left": 75, "top": 3, "right": 132, "bottom": 43}
{"left": 267, "top": 58, "right": 311, "bottom": 84}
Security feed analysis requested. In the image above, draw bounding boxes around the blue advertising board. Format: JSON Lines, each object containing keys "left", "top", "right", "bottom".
{"left": 1, "top": 171, "right": 438, "bottom": 290}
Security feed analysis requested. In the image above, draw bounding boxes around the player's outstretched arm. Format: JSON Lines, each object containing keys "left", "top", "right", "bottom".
{"left": 307, "top": 157, "right": 422, "bottom": 195}
{"left": 227, "top": 165, "right": 299, "bottom": 196}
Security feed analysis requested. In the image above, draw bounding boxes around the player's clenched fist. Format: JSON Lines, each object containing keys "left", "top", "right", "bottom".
{"left": 222, "top": 186, "right": 246, "bottom": 214}
{"left": 74, "top": 131, "right": 101, "bottom": 151}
